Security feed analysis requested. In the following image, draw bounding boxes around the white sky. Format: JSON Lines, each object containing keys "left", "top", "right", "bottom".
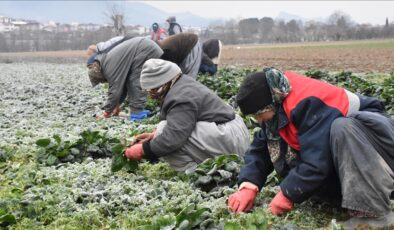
{"left": 143, "top": 1, "right": 394, "bottom": 25}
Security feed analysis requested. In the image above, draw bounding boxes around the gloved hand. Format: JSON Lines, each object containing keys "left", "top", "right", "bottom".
{"left": 96, "top": 111, "right": 111, "bottom": 120}
{"left": 111, "top": 105, "right": 121, "bottom": 116}
{"left": 124, "top": 143, "right": 144, "bottom": 160}
{"left": 228, "top": 187, "right": 258, "bottom": 213}
{"left": 131, "top": 132, "right": 155, "bottom": 145}
{"left": 269, "top": 190, "right": 294, "bottom": 215}
{"left": 129, "top": 110, "right": 151, "bottom": 121}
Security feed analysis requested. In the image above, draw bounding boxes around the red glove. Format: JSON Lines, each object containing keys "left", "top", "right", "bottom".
{"left": 228, "top": 188, "right": 258, "bottom": 213}
{"left": 96, "top": 111, "right": 111, "bottom": 120}
{"left": 125, "top": 143, "right": 144, "bottom": 160}
{"left": 269, "top": 190, "right": 294, "bottom": 215}
{"left": 111, "top": 105, "right": 121, "bottom": 116}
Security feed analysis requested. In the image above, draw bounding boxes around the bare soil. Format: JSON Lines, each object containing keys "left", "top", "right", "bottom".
{"left": 221, "top": 40, "right": 394, "bottom": 73}
{"left": 1, "top": 39, "right": 393, "bottom": 73}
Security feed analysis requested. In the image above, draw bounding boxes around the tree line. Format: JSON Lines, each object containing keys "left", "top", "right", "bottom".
{"left": 200, "top": 11, "right": 394, "bottom": 44}
{"left": 0, "top": 11, "right": 393, "bottom": 52}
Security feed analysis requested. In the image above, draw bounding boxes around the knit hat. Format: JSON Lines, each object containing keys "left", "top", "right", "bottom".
{"left": 140, "top": 59, "right": 182, "bottom": 90}
{"left": 236, "top": 71, "right": 273, "bottom": 115}
{"left": 152, "top": 22, "right": 159, "bottom": 32}
{"left": 166, "top": 16, "right": 176, "bottom": 23}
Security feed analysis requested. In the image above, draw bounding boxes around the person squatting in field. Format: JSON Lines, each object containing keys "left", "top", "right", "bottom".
{"left": 124, "top": 59, "right": 250, "bottom": 172}
{"left": 227, "top": 68, "right": 394, "bottom": 229}
{"left": 199, "top": 38, "right": 223, "bottom": 76}
{"left": 86, "top": 37, "right": 163, "bottom": 121}
{"left": 158, "top": 33, "right": 222, "bottom": 79}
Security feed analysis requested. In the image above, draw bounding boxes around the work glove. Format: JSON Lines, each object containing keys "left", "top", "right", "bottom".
{"left": 131, "top": 132, "right": 155, "bottom": 145}
{"left": 269, "top": 190, "right": 294, "bottom": 215}
{"left": 124, "top": 143, "right": 144, "bottom": 160}
{"left": 129, "top": 110, "right": 151, "bottom": 121}
{"left": 228, "top": 187, "right": 258, "bottom": 213}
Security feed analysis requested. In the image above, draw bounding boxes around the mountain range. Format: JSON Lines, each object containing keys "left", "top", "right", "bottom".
{"left": 0, "top": 1, "right": 325, "bottom": 27}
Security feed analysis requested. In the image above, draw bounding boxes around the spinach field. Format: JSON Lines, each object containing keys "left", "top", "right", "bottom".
{"left": 0, "top": 63, "right": 393, "bottom": 229}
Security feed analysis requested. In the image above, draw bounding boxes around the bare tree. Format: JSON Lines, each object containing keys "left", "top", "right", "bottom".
{"left": 327, "top": 10, "right": 353, "bottom": 40}
{"left": 105, "top": 2, "right": 126, "bottom": 36}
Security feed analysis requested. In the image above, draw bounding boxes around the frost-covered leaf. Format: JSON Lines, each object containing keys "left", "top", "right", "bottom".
{"left": 46, "top": 155, "right": 57, "bottom": 166}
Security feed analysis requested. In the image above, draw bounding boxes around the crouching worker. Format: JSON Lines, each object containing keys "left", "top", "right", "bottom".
{"left": 124, "top": 59, "right": 250, "bottom": 172}
{"left": 227, "top": 68, "right": 394, "bottom": 229}
{"left": 86, "top": 37, "right": 163, "bottom": 121}
{"left": 199, "top": 39, "right": 223, "bottom": 76}
{"left": 159, "top": 33, "right": 203, "bottom": 79}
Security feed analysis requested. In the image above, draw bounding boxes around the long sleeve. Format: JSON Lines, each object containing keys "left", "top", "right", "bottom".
{"left": 144, "top": 97, "right": 199, "bottom": 158}
{"left": 238, "top": 129, "right": 274, "bottom": 191}
{"left": 102, "top": 73, "right": 128, "bottom": 112}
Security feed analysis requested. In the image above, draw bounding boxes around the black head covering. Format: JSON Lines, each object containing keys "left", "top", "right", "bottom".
{"left": 236, "top": 71, "right": 273, "bottom": 115}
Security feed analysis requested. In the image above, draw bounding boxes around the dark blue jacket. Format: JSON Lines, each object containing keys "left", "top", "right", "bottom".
{"left": 238, "top": 71, "right": 386, "bottom": 203}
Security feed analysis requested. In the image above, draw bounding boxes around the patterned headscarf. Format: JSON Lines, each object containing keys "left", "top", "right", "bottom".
{"left": 263, "top": 67, "right": 291, "bottom": 140}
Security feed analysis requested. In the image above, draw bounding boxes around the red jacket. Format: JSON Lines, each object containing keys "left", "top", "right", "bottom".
{"left": 151, "top": 28, "right": 167, "bottom": 42}
{"left": 279, "top": 71, "right": 349, "bottom": 151}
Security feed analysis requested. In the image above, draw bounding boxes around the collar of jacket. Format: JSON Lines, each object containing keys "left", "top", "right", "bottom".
{"left": 278, "top": 105, "right": 289, "bottom": 129}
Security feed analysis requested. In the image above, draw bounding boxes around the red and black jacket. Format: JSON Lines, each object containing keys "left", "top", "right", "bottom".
{"left": 238, "top": 71, "right": 386, "bottom": 203}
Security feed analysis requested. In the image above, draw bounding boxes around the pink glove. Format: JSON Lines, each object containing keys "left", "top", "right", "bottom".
{"left": 269, "top": 190, "right": 294, "bottom": 215}
{"left": 228, "top": 188, "right": 258, "bottom": 213}
{"left": 96, "top": 111, "right": 112, "bottom": 120}
{"left": 125, "top": 144, "right": 144, "bottom": 160}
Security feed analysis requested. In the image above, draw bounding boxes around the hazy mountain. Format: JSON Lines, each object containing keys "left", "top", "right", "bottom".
{"left": 0, "top": 1, "right": 218, "bottom": 27}
{"left": 0, "top": 1, "right": 324, "bottom": 27}
{"left": 277, "top": 11, "right": 327, "bottom": 23}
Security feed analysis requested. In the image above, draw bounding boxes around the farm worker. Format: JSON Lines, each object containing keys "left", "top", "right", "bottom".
{"left": 166, "top": 16, "right": 182, "bottom": 36}
{"left": 151, "top": 22, "right": 167, "bottom": 43}
{"left": 199, "top": 39, "right": 223, "bottom": 76}
{"left": 124, "top": 59, "right": 250, "bottom": 172}
{"left": 159, "top": 33, "right": 202, "bottom": 79}
{"left": 227, "top": 68, "right": 394, "bottom": 229}
{"left": 86, "top": 37, "right": 163, "bottom": 121}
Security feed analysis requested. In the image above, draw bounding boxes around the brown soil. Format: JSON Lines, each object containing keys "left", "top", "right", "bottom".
{"left": 221, "top": 42, "right": 394, "bottom": 73}
{"left": 1, "top": 40, "right": 393, "bottom": 73}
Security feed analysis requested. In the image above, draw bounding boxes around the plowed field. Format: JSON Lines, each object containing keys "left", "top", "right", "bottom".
{"left": 1, "top": 39, "right": 393, "bottom": 72}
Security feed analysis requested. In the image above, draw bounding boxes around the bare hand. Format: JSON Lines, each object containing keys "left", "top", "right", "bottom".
{"left": 131, "top": 132, "right": 155, "bottom": 145}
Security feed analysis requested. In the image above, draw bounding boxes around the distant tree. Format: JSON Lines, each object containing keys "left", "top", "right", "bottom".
{"left": 273, "top": 19, "right": 288, "bottom": 42}
{"left": 327, "top": 10, "right": 353, "bottom": 40}
{"left": 286, "top": 19, "right": 302, "bottom": 42}
{"left": 259, "top": 17, "right": 274, "bottom": 42}
{"left": 385, "top": 17, "right": 389, "bottom": 28}
{"left": 224, "top": 19, "right": 239, "bottom": 44}
{"left": 239, "top": 18, "right": 259, "bottom": 42}
{"left": 105, "top": 3, "right": 126, "bottom": 36}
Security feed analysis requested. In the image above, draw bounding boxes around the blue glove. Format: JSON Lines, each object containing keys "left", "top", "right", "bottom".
{"left": 129, "top": 110, "right": 151, "bottom": 121}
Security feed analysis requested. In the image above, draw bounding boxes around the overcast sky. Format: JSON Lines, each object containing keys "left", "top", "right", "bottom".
{"left": 143, "top": 1, "right": 394, "bottom": 25}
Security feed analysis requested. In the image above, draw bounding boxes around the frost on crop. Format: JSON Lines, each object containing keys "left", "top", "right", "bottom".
{"left": 1, "top": 63, "right": 392, "bottom": 229}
